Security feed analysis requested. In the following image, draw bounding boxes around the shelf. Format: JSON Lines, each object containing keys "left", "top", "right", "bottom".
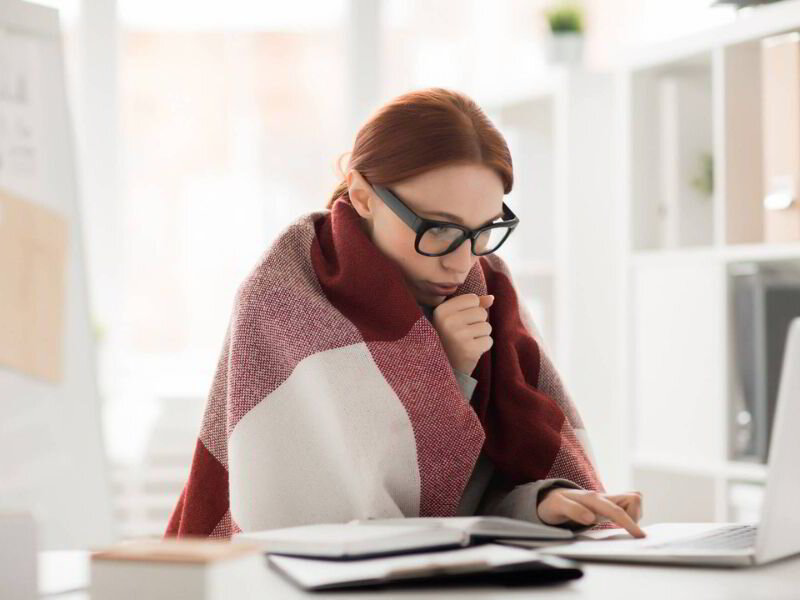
{"left": 624, "top": 0, "right": 800, "bottom": 71}
{"left": 629, "top": 246, "right": 717, "bottom": 267}
{"left": 722, "top": 242, "right": 800, "bottom": 263}
{"left": 629, "top": 243, "right": 800, "bottom": 267}
{"left": 633, "top": 456, "right": 768, "bottom": 483}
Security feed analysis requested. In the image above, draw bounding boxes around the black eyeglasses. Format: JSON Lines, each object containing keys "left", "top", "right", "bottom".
{"left": 371, "top": 184, "right": 519, "bottom": 257}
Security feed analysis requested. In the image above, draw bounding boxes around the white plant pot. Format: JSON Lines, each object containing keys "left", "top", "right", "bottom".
{"left": 546, "top": 32, "right": 584, "bottom": 65}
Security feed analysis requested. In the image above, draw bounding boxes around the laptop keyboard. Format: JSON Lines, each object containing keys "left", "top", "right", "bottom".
{"left": 646, "top": 524, "right": 757, "bottom": 551}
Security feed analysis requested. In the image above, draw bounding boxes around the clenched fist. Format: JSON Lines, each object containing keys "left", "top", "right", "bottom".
{"left": 431, "top": 293, "right": 495, "bottom": 376}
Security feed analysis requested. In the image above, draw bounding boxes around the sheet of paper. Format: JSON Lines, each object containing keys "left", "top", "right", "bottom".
{"left": 38, "top": 550, "right": 90, "bottom": 595}
{"left": 577, "top": 527, "right": 634, "bottom": 541}
{"left": 0, "top": 188, "right": 68, "bottom": 382}
{"left": 269, "top": 543, "right": 540, "bottom": 589}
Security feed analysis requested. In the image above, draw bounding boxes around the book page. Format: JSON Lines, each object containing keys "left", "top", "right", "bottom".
{"left": 241, "top": 523, "right": 437, "bottom": 544}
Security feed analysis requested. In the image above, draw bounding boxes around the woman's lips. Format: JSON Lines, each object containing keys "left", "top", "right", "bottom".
{"left": 426, "top": 281, "right": 459, "bottom": 295}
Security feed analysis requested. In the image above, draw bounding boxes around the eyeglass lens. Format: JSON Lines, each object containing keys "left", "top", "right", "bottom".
{"left": 418, "top": 224, "right": 511, "bottom": 256}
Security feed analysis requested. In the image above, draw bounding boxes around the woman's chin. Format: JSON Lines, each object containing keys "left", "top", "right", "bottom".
{"left": 407, "top": 280, "right": 443, "bottom": 305}
{"left": 422, "top": 289, "right": 447, "bottom": 304}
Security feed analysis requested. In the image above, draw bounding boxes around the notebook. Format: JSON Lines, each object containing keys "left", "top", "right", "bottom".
{"left": 267, "top": 543, "right": 583, "bottom": 590}
{"left": 234, "top": 517, "right": 575, "bottom": 559}
{"left": 234, "top": 523, "right": 466, "bottom": 558}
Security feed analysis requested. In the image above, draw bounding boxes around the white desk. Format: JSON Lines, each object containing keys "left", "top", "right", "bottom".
{"left": 42, "top": 550, "right": 800, "bottom": 599}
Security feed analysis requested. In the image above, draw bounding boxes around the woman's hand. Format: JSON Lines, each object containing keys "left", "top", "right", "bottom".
{"left": 537, "top": 488, "right": 646, "bottom": 538}
{"left": 431, "top": 293, "right": 495, "bottom": 375}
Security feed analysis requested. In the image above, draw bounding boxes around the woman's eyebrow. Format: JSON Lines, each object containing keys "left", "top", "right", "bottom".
{"left": 424, "top": 209, "right": 504, "bottom": 227}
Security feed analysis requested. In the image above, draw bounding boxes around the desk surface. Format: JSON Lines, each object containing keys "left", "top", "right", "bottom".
{"left": 44, "top": 550, "right": 800, "bottom": 600}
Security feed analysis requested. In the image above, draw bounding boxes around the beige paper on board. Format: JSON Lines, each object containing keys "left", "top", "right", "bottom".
{"left": 0, "top": 188, "right": 69, "bottom": 382}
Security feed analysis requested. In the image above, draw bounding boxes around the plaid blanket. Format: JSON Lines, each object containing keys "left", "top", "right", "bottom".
{"left": 165, "top": 197, "right": 606, "bottom": 538}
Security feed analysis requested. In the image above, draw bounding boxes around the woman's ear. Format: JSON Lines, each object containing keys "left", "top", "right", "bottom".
{"left": 346, "top": 169, "right": 375, "bottom": 221}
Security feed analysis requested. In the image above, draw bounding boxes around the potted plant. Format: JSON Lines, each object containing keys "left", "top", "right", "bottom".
{"left": 544, "top": 1, "right": 585, "bottom": 65}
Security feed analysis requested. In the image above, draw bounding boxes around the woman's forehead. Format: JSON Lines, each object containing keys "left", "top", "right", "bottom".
{"left": 393, "top": 164, "right": 504, "bottom": 226}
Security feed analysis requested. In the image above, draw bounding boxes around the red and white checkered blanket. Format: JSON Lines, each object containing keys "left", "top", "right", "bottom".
{"left": 165, "top": 197, "right": 606, "bottom": 538}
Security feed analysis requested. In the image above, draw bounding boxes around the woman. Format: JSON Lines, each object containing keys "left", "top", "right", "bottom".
{"left": 166, "top": 87, "right": 644, "bottom": 539}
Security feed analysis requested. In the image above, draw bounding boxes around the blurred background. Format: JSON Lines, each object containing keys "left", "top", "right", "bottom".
{"left": 4, "top": 0, "right": 800, "bottom": 546}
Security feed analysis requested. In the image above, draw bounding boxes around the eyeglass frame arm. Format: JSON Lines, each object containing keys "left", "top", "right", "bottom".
{"left": 372, "top": 184, "right": 519, "bottom": 255}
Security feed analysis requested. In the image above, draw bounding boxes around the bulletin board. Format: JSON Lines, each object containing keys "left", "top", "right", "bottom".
{"left": 0, "top": 0, "right": 113, "bottom": 549}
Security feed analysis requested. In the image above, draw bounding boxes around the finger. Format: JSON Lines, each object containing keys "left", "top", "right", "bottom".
{"left": 463, "top": 332, "right": 492, "bottom": 353}
{"left": 583, "top": 495, "right": 642, "bottom": 534}
{"left": 434, "top": 293, "right": 480, "bottom": 317}
{"left": 592, "top": 495, "right": 645, "bottom": 537}
{"left": 614, "top": 498, "right": 641, "bottom": 523}
{"left": 478, "top": 294, "right": 494, "bottom": 308}
{"left": 470, "top": 335, "right": 493, "bottom": 354}
{"left": 451, "top": 306, "right": 489, "bottom": 326}
{"left": 606, "top": 493, "right": 643, "bottom": 523}
{"left": 557, "top": 496, "right": 598, "bottom": 526}
{"left": 456, "top": 320, "right": 491, "bottom": 340}
{"left": 607, "top": 491, "right": 643, "bottom": 501}
{"left": 624, "top": 495, "right": 643, "bottom": 522}
{"left": 466, "top": 321, "right": 492, "bottom": 339}
{"left": 432, "top": 295, "right": 477, "bottom": 321}
{"left": 574, "top": 492, "right": 646, "bottom": 538}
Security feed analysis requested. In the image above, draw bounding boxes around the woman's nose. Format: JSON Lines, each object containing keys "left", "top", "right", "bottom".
{"left": 441, "top": 238, "right": 474, "bottom": 272}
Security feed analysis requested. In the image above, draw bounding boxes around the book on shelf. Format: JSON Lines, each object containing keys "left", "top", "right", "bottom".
{"left": 656, "top": 73, "right": 713, "bottom": 248}
{"left": 731, "top": 265, "right": 800, "bottom": 461}
{"left": 761, "top": 31, "right": 800, "bottom": 242}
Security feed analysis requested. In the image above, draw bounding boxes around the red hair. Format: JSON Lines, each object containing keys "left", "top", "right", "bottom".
{"left": 326, "top": 87, "right": 513, "bottom": 209}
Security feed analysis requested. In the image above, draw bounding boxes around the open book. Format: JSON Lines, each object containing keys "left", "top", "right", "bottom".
{"left": 234, "top": 516, "right": 574, "bottom": 559}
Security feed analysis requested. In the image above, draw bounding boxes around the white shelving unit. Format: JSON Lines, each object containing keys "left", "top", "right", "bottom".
{"left": 481, "top": 69, "right": 618, "bottom": 363}
{"left": 479, "top": 69, "right": 629, "bottom": 491}
{"left": 481, "top": 72, "right": 561, "bottom": 357}
{"left": 619, "top": 0, "right": 800, "bottom": 524}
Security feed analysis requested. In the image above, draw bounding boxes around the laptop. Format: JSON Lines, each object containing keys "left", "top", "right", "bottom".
{"left": 538, "top": 317, "right": 800, "bottom": 568}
